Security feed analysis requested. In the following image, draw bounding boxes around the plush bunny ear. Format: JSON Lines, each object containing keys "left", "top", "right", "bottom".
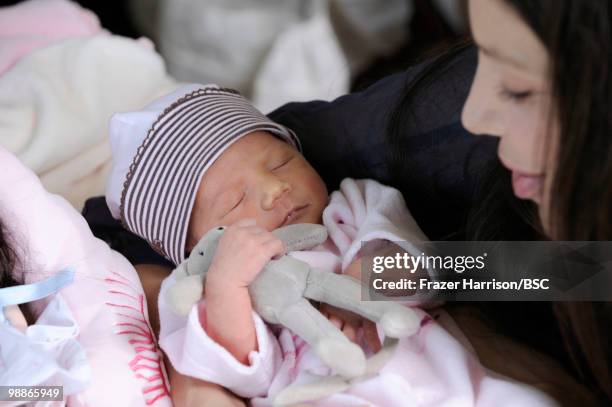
{"left": 165, "top": 226, "right": 227, "bottom": 315}
{"left": 272, "top": 224, "right": 328, "bottom": 252}
{"left": 185, "top": 226, "right": 227, "bottom": 276}
{"left": 165, "top": 274, "right": 205, "bottom": 316}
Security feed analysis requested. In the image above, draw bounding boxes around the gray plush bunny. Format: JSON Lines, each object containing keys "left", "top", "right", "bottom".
{"left": 165, "top": 223, "right": 419, "bottom": 382}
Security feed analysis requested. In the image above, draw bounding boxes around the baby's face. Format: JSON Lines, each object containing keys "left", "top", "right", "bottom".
{"left": 186, "top": 131, "right": 328, "bottom": 250}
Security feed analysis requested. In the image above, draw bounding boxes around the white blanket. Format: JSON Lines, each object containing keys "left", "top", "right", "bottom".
{"left": 0, "top": 34, "right": 176, "bottom": 209}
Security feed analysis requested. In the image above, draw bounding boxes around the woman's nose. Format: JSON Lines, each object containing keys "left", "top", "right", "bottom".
{"left": 261, "top": 177, "right": 291, "bottom": 210}
{"left": 461, "top": 65, "right": 503, "bottom": 138}
{"left": 462, "top": 98, "right": 501, "bottom": 137}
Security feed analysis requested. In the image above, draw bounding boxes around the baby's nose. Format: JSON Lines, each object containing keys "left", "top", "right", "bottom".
{"left": 261, "top": 179, "right": 291, "bottom": 210}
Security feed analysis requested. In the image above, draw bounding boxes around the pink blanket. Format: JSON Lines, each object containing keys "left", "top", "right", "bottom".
{"left": 159, "top": 178, "right": 558, "bottom": 406}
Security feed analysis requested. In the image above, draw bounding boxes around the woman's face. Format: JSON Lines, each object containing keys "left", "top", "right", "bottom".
{"left": 462, "top": 0, "right": 557, "bottom": 225}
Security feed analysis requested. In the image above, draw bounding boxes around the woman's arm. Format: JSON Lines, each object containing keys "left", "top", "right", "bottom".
{"left": 167, "top": 367, "right": 245, "bottom": 407}
{"left": 135, "top": 264, "right": 246, "bottom": 407}
{"left": 136, "top": 264, "right": 169, "bottom": 336}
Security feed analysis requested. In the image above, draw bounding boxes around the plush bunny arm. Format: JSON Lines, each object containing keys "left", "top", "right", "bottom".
{"left": 303, "top": 268, "right": 420, "bottom": 338}
{"left": 271, "top": 224, "right": 327, "bottom": 251}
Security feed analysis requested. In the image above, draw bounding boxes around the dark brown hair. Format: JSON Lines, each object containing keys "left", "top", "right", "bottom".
{"left": 0, "top": 219, "right": 18, "bottom": 288}
{"left": 504, "top": 0, "right": 612, "bottom": 401}
{"left": 504, "top": 0, "right": 611, "bottom": 241}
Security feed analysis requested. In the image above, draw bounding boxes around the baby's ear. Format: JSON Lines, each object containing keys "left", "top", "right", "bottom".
{"left": 185, "top": 226, "right": 226, "bottom": 275}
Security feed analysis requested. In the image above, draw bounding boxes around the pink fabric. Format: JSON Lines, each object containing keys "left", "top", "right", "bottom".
{"left": 158, "top": 178, "right": 557, "bottom": 406}
{"left": 0, "top": 0, "right": 102, "bottom": 75}
{"left": 0, "top": 146, "right": 171, "bottom": 406}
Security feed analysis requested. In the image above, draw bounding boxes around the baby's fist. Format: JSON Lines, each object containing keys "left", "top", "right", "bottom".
{"left": 207, "top": 219, "right": 285, "bottom": 288}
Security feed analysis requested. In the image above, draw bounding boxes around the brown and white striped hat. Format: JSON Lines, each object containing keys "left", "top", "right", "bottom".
{"left": 105, "top": 84, "right": 300, "bottom": 265}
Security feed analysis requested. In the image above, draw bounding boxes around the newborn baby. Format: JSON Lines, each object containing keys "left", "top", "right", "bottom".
{"left": 105, "top": 84, "right": 557, "bottom": 406}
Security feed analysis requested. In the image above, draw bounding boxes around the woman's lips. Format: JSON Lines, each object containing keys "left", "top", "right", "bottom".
{"left": 511, "top": 170, "right": 544, "bottom": 200}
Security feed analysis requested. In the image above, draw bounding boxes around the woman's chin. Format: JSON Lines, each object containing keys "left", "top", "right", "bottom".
{"left": 529, "top": 194, "right": 542, "bottom": 205}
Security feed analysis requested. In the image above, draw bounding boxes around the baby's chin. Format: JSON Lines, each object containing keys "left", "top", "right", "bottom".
{"left": 274, "top": 208, "right": 324, "bottom": 230}
{"left": 296, "top": 213, "right": 325, "bottom": 229}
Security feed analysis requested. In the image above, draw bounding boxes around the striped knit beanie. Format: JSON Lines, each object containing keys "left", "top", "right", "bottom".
{"left": 106, "top": 84, "right": 300, "bottom": 265}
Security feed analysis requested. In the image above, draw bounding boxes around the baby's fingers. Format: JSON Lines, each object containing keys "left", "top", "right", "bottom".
{"left": 329, "top": 314, "right": 344, "bottom": 331}
{"left": 234, "top": 218, "right": 257, "bottom": 227}
{"left": 342, "top": 321, "right": 358, "bottom": 343}
{"left": 362, "top": 320, "right": 382, "bottom": 352}
{"left": 261, "top": 236, "right": 285, "bottom": 257}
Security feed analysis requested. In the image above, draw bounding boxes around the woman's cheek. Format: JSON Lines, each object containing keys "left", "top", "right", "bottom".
{"left": 505, "top": 106, "right": 548, "bottom": 173}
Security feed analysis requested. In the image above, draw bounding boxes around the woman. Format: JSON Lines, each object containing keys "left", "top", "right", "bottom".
{"left": 463, "top": 0, "right": 611, "bottom": 403}
{"left": 391, "top": 0, "right": 610, "bottom": 404}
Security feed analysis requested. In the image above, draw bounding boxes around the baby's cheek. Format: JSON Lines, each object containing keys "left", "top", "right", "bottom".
{"left": 311, "top": 179, "right": 329, "bottom": 213}
{"left": 299, "top": 167, "right": 327, "bottom": 196}
{"left": 187, "top": 209, "right": 218, "bottom": 248}
{"left": 224, "top": 206, "right": 267, "bottom": 229}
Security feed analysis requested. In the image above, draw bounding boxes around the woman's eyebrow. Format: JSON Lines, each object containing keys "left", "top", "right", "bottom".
{"left": 477, "top": 43, "right": 530, "bottom": 71}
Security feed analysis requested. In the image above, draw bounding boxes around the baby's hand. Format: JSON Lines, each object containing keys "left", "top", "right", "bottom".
{"left": 319, "top": 303, "right": 382, "bottom": 353}
{"left": 318, "top": 258, "right": 382, "bottom": 351}
{"left": 207, "top": 219, "right": 285, "bottom": 289}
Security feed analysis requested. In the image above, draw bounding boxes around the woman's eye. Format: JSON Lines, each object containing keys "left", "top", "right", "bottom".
{"left": 499, "top": 86, "right": 533, "bottom": 102}
{"left": 272, "top": 156, "right": 293, "bottom": 170}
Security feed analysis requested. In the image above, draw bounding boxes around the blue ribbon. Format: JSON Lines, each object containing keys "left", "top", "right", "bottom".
{"left": 0, "top": 268, "right": 75, "bottom": 323}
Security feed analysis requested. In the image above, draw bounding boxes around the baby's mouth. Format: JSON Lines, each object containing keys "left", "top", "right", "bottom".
{"left": 281, "top": 204, "right": 309, "bottom": 227}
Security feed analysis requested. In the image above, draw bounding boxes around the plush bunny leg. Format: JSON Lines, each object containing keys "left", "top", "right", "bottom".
{"left": 304, "top": 269, "right": 420, "bottom": 338}
{"left": 275, "top": 298, "right": 367, "bottom": 379}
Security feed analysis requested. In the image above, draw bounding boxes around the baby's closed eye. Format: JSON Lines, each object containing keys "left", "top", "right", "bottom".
{"left": 270, "top": 155, "right": 294, "bottom": 171}
{"left": 217, "top": 190, "right": 246, "bottom": 217}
